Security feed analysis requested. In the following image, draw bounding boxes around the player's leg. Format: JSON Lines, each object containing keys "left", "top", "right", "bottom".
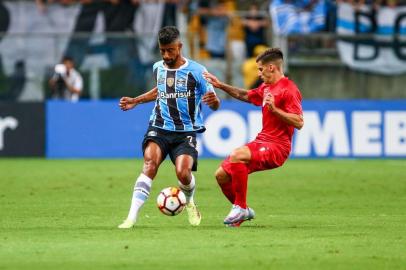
{"left": 170, "top": 133, "right": 201, "bottom": 226}
{"left": 215, "top": 165, "right": 234, "bottom": 203}
{"left": 128, "top": 141, "right": 164, "bottom": 217}
{"left": 216, "top": 164, "right": 255, "bottom": 226}
{"left": 223, "top": 146, "right": 252, "bottom": 225}
{"left": 175, "top": 154, "right": 195, "bottom": 203}
{"left": 118, "top": 141, "right": 165, "bottom": 229}
{"left": 229, "top": 146, "right": 251, "bottom": 208}
{"left": 228, "top": 142, "right": 287, "bottom": 226}
{"left": 174, "top": 154, "right": 201, "bottom": 226}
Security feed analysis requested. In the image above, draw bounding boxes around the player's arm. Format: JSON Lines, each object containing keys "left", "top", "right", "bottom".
{"left": 119, "top": 87, "right": 158, "bottom": 111}
{"left": 264, "top": 94, "right": 304, "bottom": 129}
{"left": 272, "top": 109, "right": 304, "bottom": 130}
{"left": 48, "top": 77, "right": 56, "bottom": 92}
{"left": 202, "top": 92, "right": 220, "bottom": 111}
{"left": 63, "top": 79, "right": 81, "bottom": 95}
{"left": 203, "top": 72, "right": 249, "bottom": 103}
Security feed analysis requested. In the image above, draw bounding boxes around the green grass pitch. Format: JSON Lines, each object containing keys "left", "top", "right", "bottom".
{"left": 1, "top": 159, "right": 406, "bottom": 269}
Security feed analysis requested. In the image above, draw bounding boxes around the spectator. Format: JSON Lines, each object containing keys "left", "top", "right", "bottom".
{"left": 49, "top": 56, "right": 83, "bottom": 102}
{"left": 185, "top": 0, "right": 211, "bottom": 59}
{"left": 63, "top": 0, "right": 139, "bottom": 66}
{"left": 198, "top": 0, "right": 230, "bottom": 58}
{"left": 0, "top": 1, "right": 10, "bottom": 96}
{"left": 0, "top": 1, "right": 9, "bottom": 33}
{"left": 241, "top": 3, "right": 269, "bottom": 57}
{"left": 161, "top": 0, "right": 179, "bottom": 27}
{"left": 5, "top": 61, "right": 26, "bottom": 101}
{"left": 226, "top": 0, "right": 246, "bottom": 62}
{"left": 241, "top": 44, "right": 267, "bottom": 89}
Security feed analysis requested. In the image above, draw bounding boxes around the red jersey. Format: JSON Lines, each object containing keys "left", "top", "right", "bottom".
{"left": 247, "top": 77, "right": 303, "bottom": 151}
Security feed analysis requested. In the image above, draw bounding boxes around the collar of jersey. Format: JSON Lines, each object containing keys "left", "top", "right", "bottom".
{"left": 162, "top": 58, "right": 189, "bottom": 71}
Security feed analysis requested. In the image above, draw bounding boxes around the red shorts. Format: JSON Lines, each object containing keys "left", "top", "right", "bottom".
{"left": 221, "top": 141, "right": 290, "bottom": 175}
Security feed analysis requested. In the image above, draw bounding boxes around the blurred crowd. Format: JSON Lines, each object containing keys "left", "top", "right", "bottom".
{"left": 30, "top": 0, "right": 406, "bottom": 65}
{"left": 0, "top": 0, "right": 404, "bottom": 100}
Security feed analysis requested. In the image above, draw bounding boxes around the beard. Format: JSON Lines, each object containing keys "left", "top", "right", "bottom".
{"left": 163, "top": 55, "right": 179, "bottom": 68}
{"left": 164, "top": 59, "right": 175, "bottom": 67}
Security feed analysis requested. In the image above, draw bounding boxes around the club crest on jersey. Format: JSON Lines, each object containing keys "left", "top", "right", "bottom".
{"left": 167, "top": 78, "right": 175, "bottom": 87}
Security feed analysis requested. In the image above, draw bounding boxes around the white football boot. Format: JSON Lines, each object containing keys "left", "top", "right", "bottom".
{"left": 185, "top": 202, "right": 201, "bottom": 226}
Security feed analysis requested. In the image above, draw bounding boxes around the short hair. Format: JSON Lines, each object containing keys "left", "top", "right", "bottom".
{"left": 256, "top": 48, "right": 284, "bottom": 64}
{"left": 62, "top": 56, "right": 74, "bottom": 63}
{"left": 158, "top": 26, "right": 180, "bottom": 45}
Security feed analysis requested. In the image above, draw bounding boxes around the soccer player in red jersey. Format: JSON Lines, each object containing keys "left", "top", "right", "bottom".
{"left": 203, "top": 48, "right": 304, "bottom": 227}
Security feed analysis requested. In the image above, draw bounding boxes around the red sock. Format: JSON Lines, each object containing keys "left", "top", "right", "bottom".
{"left": 230, "top": 162, "right": 248, "bottom": 209}
{"left": 218, "top": 181, "right": 235, "bottom": 203}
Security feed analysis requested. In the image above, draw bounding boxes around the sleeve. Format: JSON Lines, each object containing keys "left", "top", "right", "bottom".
{"left": 152, "top": 62, "right": 160, "bottom": 85}
{"left": 283, "top": 85, "right": 302, "bottom": 115}
{"left": 152, "top": 62, "right": 158, "bottom": 73}
{"left": 198, "top": 68, "right": 215, "bottom": 95}
{"left": 247, "top": 87, "right": 263, "bottom": 106}
{"left": 153, "top": 67, "right": 158, "bottom": 84}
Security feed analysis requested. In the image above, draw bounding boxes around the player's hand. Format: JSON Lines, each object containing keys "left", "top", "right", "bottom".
{"left": 203, "top": 72, "right": 222, "bottom": 88}
{"left": 264, "top": 93, "right": 276, "bottom": 112}
{"left": 202, "top": 92, "right": 220, "bottom": 109}
{"left": 119, "top": 97, "right": 137, "bottom": 111}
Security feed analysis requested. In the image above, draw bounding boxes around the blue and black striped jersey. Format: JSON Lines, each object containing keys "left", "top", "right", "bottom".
{"left": 149, "top": 58, "right": 215, "bottom": 132}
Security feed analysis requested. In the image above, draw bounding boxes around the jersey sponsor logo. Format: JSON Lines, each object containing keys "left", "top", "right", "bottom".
{"left": 167, "top": 78, "right": 174, "bottom": 87}
{"left": 158, "top": 75, "right": 165, "bottom": 85}
{"left": 159, "top": 91, "right": 192, "bottom": 99}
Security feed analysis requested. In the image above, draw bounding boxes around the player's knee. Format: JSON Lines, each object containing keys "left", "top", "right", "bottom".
{"left": 143, "top": 159, "right": 159, "bottom": 176}
{"left": 229, "top": 147, "right": 250, "bottom": 163}
{"left": 175, "top": 168, "right": 191, "bottom": 183}
{"left": 229, "top": 149, "right": 243, "bottom": 163}
{"left": 215, "top": 167, "right": 229, "bottom": 184}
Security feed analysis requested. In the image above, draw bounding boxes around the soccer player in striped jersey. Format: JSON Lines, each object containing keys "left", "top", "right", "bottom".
{"left": 118, "top": 26, "right": 220, "bottom": 229}
{"left": 204, "top": 48, "right": 304, "bottom": 227}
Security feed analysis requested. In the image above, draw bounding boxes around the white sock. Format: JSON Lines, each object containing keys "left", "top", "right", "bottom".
{"left": 178, "top": 173, "right": 195, "bottom": 204}
{"left": 127, "top": 173, "right": 152, "bottom": 221}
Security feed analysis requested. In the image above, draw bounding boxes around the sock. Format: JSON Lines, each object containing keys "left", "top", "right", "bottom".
{"left": 218, "top": 181, "right": 235, "bottom": 204}
{"left": 127, "top": 173, "right": 152, "bottom": 221}
{"left": 230, "top": 162, "right": 248, "bottom": 209}
{"left": 178, "top": 173, "right": 195, "bottom": 204}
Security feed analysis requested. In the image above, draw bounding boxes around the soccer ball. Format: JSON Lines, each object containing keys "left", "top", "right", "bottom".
{"left": 157, "top": 187, "right": 187, "bottom": 216}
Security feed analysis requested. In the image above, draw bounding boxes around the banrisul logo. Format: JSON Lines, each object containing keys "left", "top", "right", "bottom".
{"left": 0, "top": 116, "right": 19, "bottom": 150}
{"left": 159, "top": 91, "right": 192, "bottom": 99}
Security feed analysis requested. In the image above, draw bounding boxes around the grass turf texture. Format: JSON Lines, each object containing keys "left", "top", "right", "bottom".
{"left": 0, "top": 159, "right": 405, "bottom": 270}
